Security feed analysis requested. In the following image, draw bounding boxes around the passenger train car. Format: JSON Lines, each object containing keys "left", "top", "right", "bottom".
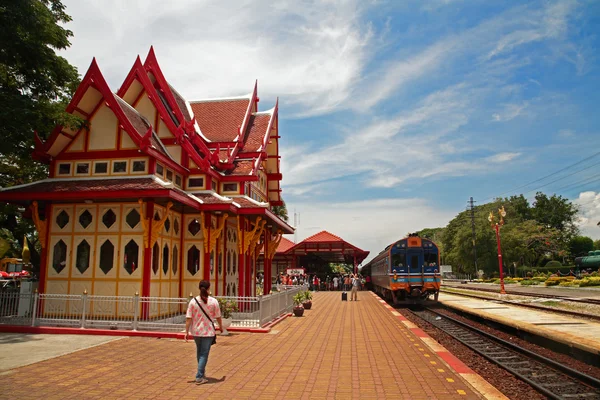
{"left": 365, "top": 234, "right": 441, "bottom": 303}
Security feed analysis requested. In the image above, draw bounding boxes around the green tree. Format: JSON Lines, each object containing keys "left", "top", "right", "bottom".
{"left": 595, "top": 239, "right": 600, "bottom": 251}
{"left": 531, "top": 192, "right": 578, "bottom": 242}
{"left": 0, "top": 0, "right": 81, "bottom": 264}
{"left": 271, "top": 199, "right": 289, "bottom": 222}
{"left": 569, "top": 236, "right": 594, "bottom": 257}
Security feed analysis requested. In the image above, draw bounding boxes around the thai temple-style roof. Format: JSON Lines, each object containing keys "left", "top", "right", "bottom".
{"left": 0, "top": 46, "right": 291, "bottom": 233}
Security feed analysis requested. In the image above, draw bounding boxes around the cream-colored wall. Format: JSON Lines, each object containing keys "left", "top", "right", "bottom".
{"left": 120, "top": 129, "right": 137, "bottom": 149}
{"left": 225, "top": 220, "right": 239, "bottom": 297}
{"left": 88, "top": 104, "right": 118, "bottom": 150}
{"left": 182, "top": 213, "right": 205, "bottom": 298}
{"left": 46, "top": 203, "right": 144, "bottom": 309}
{"left": 122, "top": 80, "right": 143, "bottom": 105}
{"left": 167, "top": 146, "right": 182, "bottom": 165}
{"left": 78, "top": 86, "right": 103, "bottom": 114}
{"left": 66, "top": 132, "right": 85, "bottom": 152}
{"left": 135, "top": 93, "right": 156, "bottom": 127}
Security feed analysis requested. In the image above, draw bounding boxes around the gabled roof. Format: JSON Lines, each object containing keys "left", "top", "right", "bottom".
{"left": 284, "top": 230, "right": 369, "bottom": 264}
{"left": 239, "top": 114, "right": 271, "bottom": 153}
{"left": 190, "top": 97, "right": 250, "bottom": 143}
{"left": 277, "top": 237, "right": 296, "bottom": 253}
{"left": 301, "top": 230, "right": 346, "bottom": 243}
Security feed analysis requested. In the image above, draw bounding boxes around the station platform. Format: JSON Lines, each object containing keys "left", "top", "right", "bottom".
{"left": 0, "top": 291, "right": 504, "bottom": 400}
{"left": 438, "top": 293, "right": 600, "bottom": 360}
{"left": 443, "top": 282, "right": 600, "bottom": 300}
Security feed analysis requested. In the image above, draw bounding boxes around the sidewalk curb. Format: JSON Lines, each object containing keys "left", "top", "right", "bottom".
{"left": 370, "top": 292, "right": 508, "bottom": 400}
{"left": 0, "top": 324, "right": 270, "bottom": 338}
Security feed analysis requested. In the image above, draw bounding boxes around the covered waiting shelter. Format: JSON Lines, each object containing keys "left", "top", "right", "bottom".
{"left": 284, "top": 231, "right": 369, "bottom": 275}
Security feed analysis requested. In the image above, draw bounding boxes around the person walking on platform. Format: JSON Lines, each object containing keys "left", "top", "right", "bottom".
{"left": 350, "top": 274, "right": 360, "bottom": 301}
{"left": 184, "top": 280, "right": 222, "bottom": 385}
{"left": 333, "top": 275, "right": 339, "bottom": 291}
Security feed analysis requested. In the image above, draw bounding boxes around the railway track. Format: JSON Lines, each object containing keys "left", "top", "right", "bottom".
{"left": 409, "top": 307, "right": 600, "bottom": 400}
{"left": 439, "top": 288, "right": 600, "bottom": 322}
{"left": 442, "top": 283, "right": 600, "bottom": 306}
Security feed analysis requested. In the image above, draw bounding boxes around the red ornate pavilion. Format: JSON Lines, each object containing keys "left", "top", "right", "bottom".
{"left": 0, "top": 47, "right": 293, "bottom": 314}
{"left": 258, "top": 231, "right": 369, "bottom": 280}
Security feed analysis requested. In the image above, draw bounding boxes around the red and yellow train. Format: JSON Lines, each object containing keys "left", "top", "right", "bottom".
{"left": 364, "top": 234, "right": 441, "bottom": 303}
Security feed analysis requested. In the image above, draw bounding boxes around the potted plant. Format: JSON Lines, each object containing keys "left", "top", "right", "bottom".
{"left": 217, "top": 298, "right": 239, "bottom": 335}
{"left": 302, "top": 290, "right": 312, "bottom": 310}
{"left": 292, "top": 293, "right": 305, "bottom": 317}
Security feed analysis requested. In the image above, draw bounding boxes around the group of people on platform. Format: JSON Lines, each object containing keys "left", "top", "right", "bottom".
{"left": 309, "top": 273, "right": 370, "bottom": 292}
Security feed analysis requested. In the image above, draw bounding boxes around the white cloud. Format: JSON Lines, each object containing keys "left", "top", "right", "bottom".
{"left": 491, "top": 102, "right": 529, "bottom": 122}
{"left": 485, "top": 152, "right": 521, "bottom": 163}
{"left": 574, "top": 191, "right": 600, "bottom": 240}
{"left": 557, "top": 129, "right": 576, "bottom": 138}
{"left": 61, "top": 0, "right": 375, "bottom": 116}
{"left": 288, "top": 198, "right": 456, "bottom": 263}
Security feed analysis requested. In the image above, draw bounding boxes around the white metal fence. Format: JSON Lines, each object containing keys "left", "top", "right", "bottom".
{"left": 0, "top": 285, "right": 307, "bottom": 332}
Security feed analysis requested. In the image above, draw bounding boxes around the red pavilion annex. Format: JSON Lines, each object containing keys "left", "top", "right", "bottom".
{"left": 0, "top": 47, "right": 293, "bottom": 313}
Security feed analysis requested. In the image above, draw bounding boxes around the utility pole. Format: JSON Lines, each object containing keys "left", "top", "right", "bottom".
{"left": 468, "top": 197, "right": 478, "bottom": 276}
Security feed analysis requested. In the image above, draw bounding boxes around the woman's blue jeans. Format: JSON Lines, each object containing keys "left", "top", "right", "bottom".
{"left": 194, "top": 336, "right": 214, "bottom": 379}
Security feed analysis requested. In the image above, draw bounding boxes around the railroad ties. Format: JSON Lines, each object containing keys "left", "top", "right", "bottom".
{"left": 411, "top": 309, "right": 600, "bottom": 400}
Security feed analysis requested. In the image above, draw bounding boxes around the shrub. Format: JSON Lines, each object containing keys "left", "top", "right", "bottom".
{"left": 545, "top": 277, "right": 574, "bottom": 286}
{"left": 512, "top": 278, "right": 524, "bottom": 282}
{"left": 303, "top": 290, "right": 313, "bottom": 301}
{"left": 545, "top": 260, "right": 562, "bottom": 268}
{"left": 579, "top": 277, "right": 600, "bottom": 287}
{"left": 520, "top": 280, "right": 539, "bottom": 286}
{"left": 217, "top": 298, "right": 239, "bottom": 319}
{"left": 559, "top": 281, "right": 576, "bottom": 287}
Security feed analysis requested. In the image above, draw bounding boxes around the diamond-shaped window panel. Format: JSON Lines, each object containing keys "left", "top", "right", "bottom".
{"left": 187, "top": 245, "right": 200, "bottom": 275}
{"left": 76, "top": 240, "right": 91, "bottom": 274}
{"left": 188, "top": 219, "right": 201, "bottom": 236}
{"left": 56, "top": 210, "right": 69, "bottom": 229}
{"left": 52, "top": 240, "right": 67, "bottom": 274}
{"left": 164, "top": 218, "right": 170, "bottom": 233}
{"left": 154, "top": 211, "right": 161, "bottom": 221}
{"left": 124, "top": 240, "right": 139, "bottom": 275}
{"left": 173, "top": 219, "right": 179, "bottom": 235}
{"left": 152, "top": 243, "right": 159, "bottom": 275}
{"left": 126, "top": 209, "right": 140, "bottom": 229}
{"left": 172, "top": 245, "right": 178, "bottom": 275}
{"left": 99, "top": 240, "right": 114, "bottom": 275}
{"left": 102, "top": 209, "right": 116, "bottom": 228}
{"left": 79, "top": 210, "right": 93, "bottom": 229}
{"left": 163, "top": 244, "right": 169, "bottom": 275}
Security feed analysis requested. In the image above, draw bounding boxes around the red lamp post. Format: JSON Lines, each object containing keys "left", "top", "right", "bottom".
{"left": 488, "top": 206, "right": 507, "bottom": 295}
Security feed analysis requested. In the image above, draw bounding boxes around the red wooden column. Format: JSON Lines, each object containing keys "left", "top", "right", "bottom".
{"left": 178, "top": 211, "right": 185, "bottom": 298}
{"left": 263, "top": 230, "right": 272, "bottom": 295}
{"left": 141, "top": 201, "right": 154, "bottom": 318}
{"left": 238, "top": 217, "right": 245, "bottom": 297}
{"left": 203, "top": 212, "right": 211, "bottom": 282}
{"left": 38, "top": 203, "right": 51, "bottom": 294}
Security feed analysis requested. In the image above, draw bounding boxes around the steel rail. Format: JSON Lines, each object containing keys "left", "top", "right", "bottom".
{"left": 442, "top": 283, "right": 600, "bottom": 305}
{"left": 439, "top": 288, "right": 600, "bottom": 322}
{"left": 408, "top": 308, "right": 600, "bottom": 400}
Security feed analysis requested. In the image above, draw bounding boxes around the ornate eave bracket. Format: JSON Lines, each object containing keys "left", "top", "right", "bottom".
{"left": 237, "top": 217, "right": 264, "bottom": 255}
{"left": 266, "top": 230, "right": 283, "bottom": 261}
{"left": 30, "top": 201, "right": 47, "bottom": 249}
{"left": 206, "top": 214, "right": 228, "bottom": 254}
{"left": 139, "top": 200, "right": 173, "bottom": 249}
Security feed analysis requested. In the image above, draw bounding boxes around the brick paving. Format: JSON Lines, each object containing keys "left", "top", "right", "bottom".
{"left": 1, "top": 291, "right": 481, "bottom": 399}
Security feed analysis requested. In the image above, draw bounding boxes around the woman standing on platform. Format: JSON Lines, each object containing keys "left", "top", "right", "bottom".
{"left": 185, "top": 280, "right": 222, "bottom": 385}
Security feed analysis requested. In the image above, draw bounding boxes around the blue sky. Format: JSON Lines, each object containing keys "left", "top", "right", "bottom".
{"left": 60, "top": 0, "right": 600, "bottom": 259}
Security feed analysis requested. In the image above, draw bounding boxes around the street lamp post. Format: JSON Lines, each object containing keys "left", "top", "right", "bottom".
{"left": 488, "top": 206, "right": 507, "bottom": 295}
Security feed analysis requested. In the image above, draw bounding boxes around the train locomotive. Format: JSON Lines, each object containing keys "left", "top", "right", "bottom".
{"left": 366, "top": 234, "right": 441, "bottom": 303}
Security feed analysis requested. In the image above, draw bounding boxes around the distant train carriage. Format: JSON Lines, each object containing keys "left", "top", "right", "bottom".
{"left": 366, "top": 234, "right": 441, "bottom": 303}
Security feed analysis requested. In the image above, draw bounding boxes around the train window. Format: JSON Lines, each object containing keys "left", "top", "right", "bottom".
{"left": 391, "top": 254, "right": 406, "bottom": 270}
{"left": 424, "top": 252, "right": 438, "bottom": 266}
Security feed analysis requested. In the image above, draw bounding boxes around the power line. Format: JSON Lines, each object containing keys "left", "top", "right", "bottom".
{"left": 521, "top": 160, "right": 600, "bottom": 196}
{"left": 481, "top": 150, "right": 600, "bottom": 202}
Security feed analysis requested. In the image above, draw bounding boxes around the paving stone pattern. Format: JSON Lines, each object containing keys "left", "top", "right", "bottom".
{"left": 1, "top": 292, "right": 480, "bottom": 399}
